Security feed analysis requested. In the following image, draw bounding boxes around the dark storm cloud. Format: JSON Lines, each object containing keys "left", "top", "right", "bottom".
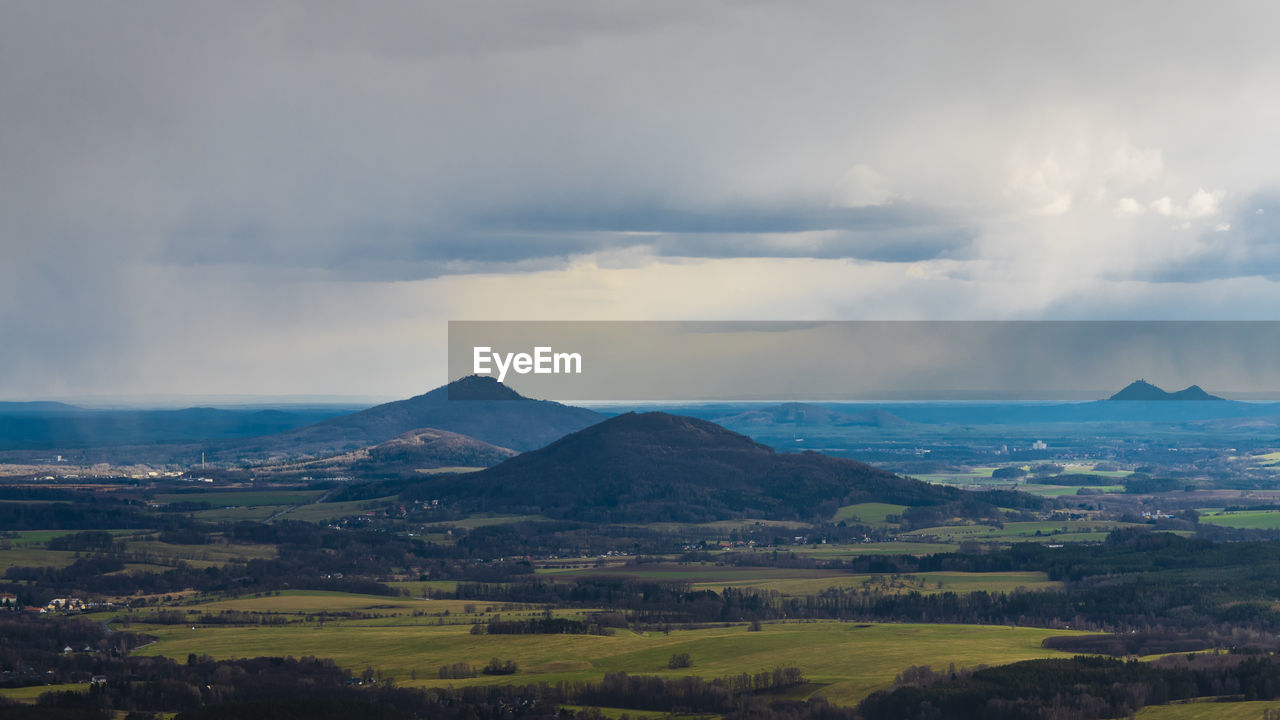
{"left": 484, "top": 204, "right": 973, "bottom": 263}
{"left": 480, "top": 203, "right": 958, "bottom": 236}
{"left": 8, "top": 1, "right": 1280, "bottom": 397}
{"left": 3, "top": 0, "right": 1266, "bottom": 284}
{"left": 159, "top": 203, "right": 970, "bottom": 278}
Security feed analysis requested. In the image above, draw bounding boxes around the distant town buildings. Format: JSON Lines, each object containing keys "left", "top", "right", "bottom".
{"left": 45, "top": 597, "right": 86, "bottom": 613}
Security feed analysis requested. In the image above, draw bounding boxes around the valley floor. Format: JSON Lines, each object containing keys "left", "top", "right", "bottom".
{"left": 130, "top": 610, "right": 1100, "bottom": 707}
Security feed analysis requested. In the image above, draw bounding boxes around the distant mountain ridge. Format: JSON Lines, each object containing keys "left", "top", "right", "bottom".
{"left": 209, "top": 375, "right": 604, "bottom": 462}
{"left": 0, "top": 401, "right": 83, "bottom": 415}
{"left": 715, "top": 402, "right": 908, "bottom": 428}
{"left": 420, "top": 411, "right": 1003, "bottom": 523}
{"left": 1109, "top": 380, "right": 1225, "bottom": 401}
{"left": 0, "top": 405, "right": 355, "bottom": 452}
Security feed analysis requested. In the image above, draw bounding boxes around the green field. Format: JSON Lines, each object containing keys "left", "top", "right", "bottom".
{"left": 628, "top": 518, "right": 813, "bottom": 534}
{"left": 0, "top": 683, "right": 90, "bottom": 703}
{"left": 1135, "top": 698, "right": 1280, "bottom": 719}
{"left": 121, "top": 539, "right": 279, "bottom": 567}
{"left": 1, "top": 528, "right": 139, "bottom": 547}
{"left": 133, "top": 589, "right": 502, "bottom": 619}
{"left": 193, "top": 505, "right": 282, "bottom": 522}
{"left": 132, "top": 618, "right": 1101, "bottom": 707}
{"left": 910, "top": 464, "right": 1130, "bottom": 496}
{"left": 717, "top": 542, "right": 962, "bottom": 560}
{"left": 276, "top": 496, "right": 399, "bottom": 523}
{"left": 689, "top": 570, "right": 1057, "bottom": 596}
{"left": 910, "top": 468, "right": 997, "bottom": 485}
{"left": 155, "top": 490, "right": 324, "bottom": 507}
{"left": 1254, "top": 452, "right": 1280, "bottom": 467}
{"left": 387, "top": 580, "right": 462, "bottom": 596}
{"left": 1057, "top": 463, "right": 1133, "bottom": 478}
{"left": 1200, "top": 510, "right": 1280, "bottom": 530}
{"left": 427, "top": 514, "right": 549, "bottom": 530}
{"left": 558, "top": 705, "right": 658, "bottom": 719}
{"left": 536, "top": 561, "right": 1056, "bottom": 596}
{"left": 0, "top": 533, "right": 280, "bottom": 573}
{"left": 902, "top": 520, "right": 1143, "bottom": 543}
{"left": 194, "top": 496, "right": 400, "bottom": 523}
{"left": 787, "top": 542, "right": 961, "bottom": 557}
{"left": 535, "top": 562, "right": 833, "bottom": 582}
{"left": 833, "top": 503, "right": 907, "bottom": 526}
{"left": 538, "top": 562, "right": 852, "bottom": 588}
{"left": 1018, "top": 483, "right": 1123, "bottom": 497}
{"left": 0, "top": 547, "right": 79, "bottom": 572}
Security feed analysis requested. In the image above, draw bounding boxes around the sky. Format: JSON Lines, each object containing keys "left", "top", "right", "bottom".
{"left": 5, "top": 1, "right": 1280, "bottom": 400}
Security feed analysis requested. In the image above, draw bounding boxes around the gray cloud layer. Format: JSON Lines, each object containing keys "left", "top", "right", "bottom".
{"left": 6, "top": 1, "right": 1280, "bottom": 396}
{"left": 11, "top": 1, "right": 1255, "bottom": 277}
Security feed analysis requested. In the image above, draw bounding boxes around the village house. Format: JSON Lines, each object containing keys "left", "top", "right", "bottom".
{"left": 45, "top": 597, "right": 86, "bottom": 613}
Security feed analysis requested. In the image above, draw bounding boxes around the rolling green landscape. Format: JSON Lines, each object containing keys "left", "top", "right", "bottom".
{"left": 130, "top": 610, "right": 1100, "bottom": 707}
{"left": 1134, "top": 700, "right": 1280, "bottom": 719}
{"left": 12, "top": 1, "right": 1280, "bottom": 715}
{"left": 12, "top": 378, "right": 1280, "bottom": 719}
{"left": 1200, "top": 509, "right": 1280, "bottom": 530}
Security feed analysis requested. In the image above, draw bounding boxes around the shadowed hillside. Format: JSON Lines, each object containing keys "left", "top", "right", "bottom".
{"left": 421, "top": 412, "right": 1010, "bottom": 522}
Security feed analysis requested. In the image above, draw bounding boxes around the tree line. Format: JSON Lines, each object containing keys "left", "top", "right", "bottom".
{"left": 859, "top": 652, "right": 1280, "bottom": 720}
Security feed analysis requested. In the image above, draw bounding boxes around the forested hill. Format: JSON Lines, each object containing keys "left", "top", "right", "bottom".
{"left": 421, "top": 412, "right": 1037, "bottom": 522}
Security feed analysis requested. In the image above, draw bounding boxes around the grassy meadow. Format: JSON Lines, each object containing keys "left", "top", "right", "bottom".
{"left": 0, "top": 683, "right": 91, "bottom": 704}
{"left": 832, "top": 503, "right": 907, "bottom": 526}
{"left": 785, "top": 541, "right": 962, "bottom": 557}
{"left": 901, "top": 520, "right": 1145, "bottom": 543}
{"left": 0, "top": 531, "right": 279, "bottom": 575}
{"left": 1199, "top": 509, "right": 1280, "bottom": 530}
{"left": 534, "top": 561, "right": 1057, "bottom": 596}
{"left": 130, "top": 604, "right": 1101, "bottom": 707}
{"left": 0, "top": 547, "right": 80, "bottom": 572}
{"left": 1134, "top": 699, "right": 1280, "bottom": 719}
{"left": 154, "top": 490, "right": 325, "bottom": 507}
